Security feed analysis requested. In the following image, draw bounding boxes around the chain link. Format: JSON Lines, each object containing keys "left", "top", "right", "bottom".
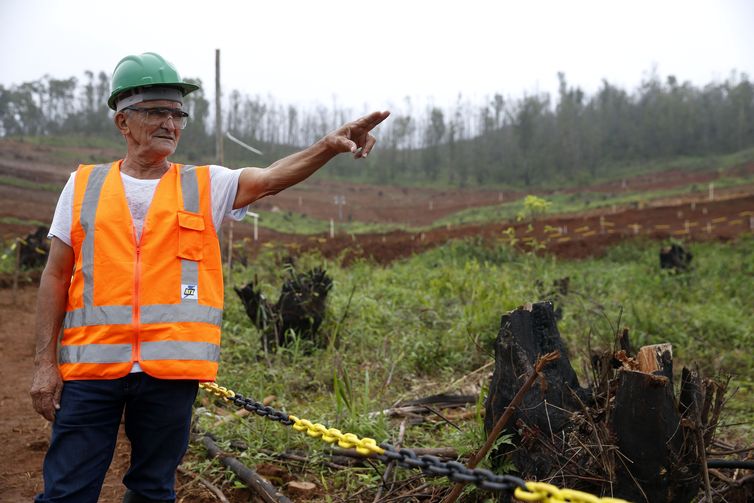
{"left": 288, "top": 416, "right": 383, "bottom": 455}
{"left": 378, "top": 443, "right": 527, "bottom": 493}
{"left": 200, "top": 382, "right": 294, "bottom": 425}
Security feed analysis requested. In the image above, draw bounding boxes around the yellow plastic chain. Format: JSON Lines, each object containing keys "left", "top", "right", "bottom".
{"left": 288, "top": 415, "right": 385, "bottom": 456}
{"left": 514, "top": 482, "right": 631, "bottom": 503}
{"left": 199, "top": 382, "right": 235, "bottom": 401}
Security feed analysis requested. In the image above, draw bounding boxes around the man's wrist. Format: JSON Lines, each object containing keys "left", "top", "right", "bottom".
{"left": 33, "top": 357, "right": 57, "bottom": 368}
{"left": 316, "top": 136, "right": 343, "bottom": 159}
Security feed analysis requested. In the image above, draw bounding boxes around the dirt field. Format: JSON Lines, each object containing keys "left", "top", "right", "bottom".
{"left": 2, "top": 139, "right": 754, "bottom": 501}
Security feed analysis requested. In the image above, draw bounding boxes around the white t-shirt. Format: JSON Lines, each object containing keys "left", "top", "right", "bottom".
{"left": 49, "top": 164, "right": 248, "bottom": 373}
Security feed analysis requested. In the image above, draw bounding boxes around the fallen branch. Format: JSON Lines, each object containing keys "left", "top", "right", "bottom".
{"left": 177, "top": 465, "right": 230, "bottom": 503}
{"left": 259, "top": 449, "right": 355, "bottom": 470}
{"left": 707, "top": 445, "right": 754, "bottom": 456}
{"left": 442, "top": 350, "right": 560, "bottom": 503}
{"left": 202, "top": 435, "right": 292, "bottom": 503}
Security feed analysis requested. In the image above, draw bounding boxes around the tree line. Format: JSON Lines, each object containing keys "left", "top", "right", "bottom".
{"left": 1, "top": 69, "right": 753, "bottom": 186}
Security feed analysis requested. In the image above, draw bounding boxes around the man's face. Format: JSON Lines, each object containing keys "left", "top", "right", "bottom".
{"left": 118, "top": 99, "right": 184, "bottom": 158}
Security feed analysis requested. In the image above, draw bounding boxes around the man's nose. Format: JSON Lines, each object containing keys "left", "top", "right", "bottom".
{"left": 162, "top": 116, "right": 178, "bottom": 131}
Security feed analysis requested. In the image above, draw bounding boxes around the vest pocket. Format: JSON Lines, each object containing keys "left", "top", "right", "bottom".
{"left": 177, "top": 211, "right": 205, "bottom": 260}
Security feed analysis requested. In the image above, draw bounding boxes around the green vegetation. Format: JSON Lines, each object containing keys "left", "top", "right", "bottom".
{"left": 194, "top": 236, "right": 754, "bottom": 498}
{"left": 18, "top": 133, "right": 122, "bottom": 150}
{"left": 247, "top": 210, "right": 405, "bottom": 235}
{"left": 4, "top": 71, "right": 754, "bottom": 188}
{"left": 0, "top": 175, "right": 63, "bottom": 192}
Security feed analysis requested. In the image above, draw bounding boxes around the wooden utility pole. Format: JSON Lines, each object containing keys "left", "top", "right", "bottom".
{"left": 12, "top": 238, "right": 20, "bottom": 304}
{"left": 215, "top": 49, "right": 232, "bottom": 274}
{"left": 215, "top": 49, "right": 223, "bottom": 166}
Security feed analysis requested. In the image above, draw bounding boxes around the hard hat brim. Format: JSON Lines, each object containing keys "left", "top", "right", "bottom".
{"left": 108, "top": 82, "right": 199, "bottom": 111}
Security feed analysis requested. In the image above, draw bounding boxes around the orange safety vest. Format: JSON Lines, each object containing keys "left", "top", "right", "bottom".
{"left": 60, "top": 160, "right": 223, "bottom": 381}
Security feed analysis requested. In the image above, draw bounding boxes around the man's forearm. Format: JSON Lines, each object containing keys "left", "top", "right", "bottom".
{"left": 233, "top": 139, "right": 338, "bottom": 208}
{"left": 260, "top": 139, "right": 337, "bottom": 198}
{"left": 34, "top": 271, "right": 70, "bottom": 366}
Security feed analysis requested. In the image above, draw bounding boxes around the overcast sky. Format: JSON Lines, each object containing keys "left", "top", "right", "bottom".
{"left": 1, "top": 0, "right": 753, "bottom": 112}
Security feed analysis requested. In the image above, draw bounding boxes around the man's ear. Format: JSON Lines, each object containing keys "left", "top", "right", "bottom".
{"left": 114, "top": 111, "right": 129, "bottom": 135}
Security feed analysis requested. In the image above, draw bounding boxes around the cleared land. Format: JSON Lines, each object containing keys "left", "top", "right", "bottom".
{"left": 1, "top": 138, "right": 753, "bottom": 501}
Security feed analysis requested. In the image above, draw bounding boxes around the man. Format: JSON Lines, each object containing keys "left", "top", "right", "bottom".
{"left": 29, "top": 52, "right": 389, "bottom": 503}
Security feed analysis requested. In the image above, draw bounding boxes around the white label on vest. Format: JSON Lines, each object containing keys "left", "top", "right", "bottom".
{"left": 182, "top": 284, "right": 198, "bottom": 300}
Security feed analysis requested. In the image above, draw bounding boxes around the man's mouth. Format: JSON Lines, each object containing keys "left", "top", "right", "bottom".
{"left": 155, "top": 135, "right": 175, "bottom": 140}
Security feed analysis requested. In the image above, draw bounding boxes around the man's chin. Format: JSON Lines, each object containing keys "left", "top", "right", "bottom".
{"left": 151, "top": 141, "right": 178, "bottom": 157}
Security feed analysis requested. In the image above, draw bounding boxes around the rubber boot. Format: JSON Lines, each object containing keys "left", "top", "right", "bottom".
{"left": 122, "top": 488, "right": 173, "bottom": 503}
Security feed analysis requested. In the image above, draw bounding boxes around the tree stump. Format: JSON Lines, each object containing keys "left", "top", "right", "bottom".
{"left": 484, "top": 302, "right": 591, "bottom": 479}
{"left": 17, "top": 226, "right": 50, "bottom": 269}
{"left": 485, "top": 301, "right": 705, "bottom": 502}
{"left": 234, "top": 266, "right": 332, "bottom": 351}
{"left": 660, "top": 244, "right": 692, "bottom": 272}
{"left": 612, "top": 369, "right": 699, "bottom": 502}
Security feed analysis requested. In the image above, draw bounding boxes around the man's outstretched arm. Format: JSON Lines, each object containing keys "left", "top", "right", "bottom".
{"left": 233, "top": 110, "right": 389, "bottom": 209}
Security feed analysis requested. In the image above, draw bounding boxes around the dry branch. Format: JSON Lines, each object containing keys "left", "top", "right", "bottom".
{"left": 202, "top": 435, "right": 292, "bottom": 503}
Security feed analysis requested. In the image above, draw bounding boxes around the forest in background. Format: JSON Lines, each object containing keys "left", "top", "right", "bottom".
{"left": 1, "top": 69, "right": 753, "bottom": 187}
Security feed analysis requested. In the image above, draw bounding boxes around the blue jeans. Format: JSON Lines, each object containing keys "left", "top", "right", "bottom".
{"left": 35, "top": 373, "right": 198, "bottom": 503}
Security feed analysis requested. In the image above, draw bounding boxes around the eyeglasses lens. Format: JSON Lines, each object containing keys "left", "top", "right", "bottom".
{"left": 147, "top": 109, "right": 189, "bottom": 129}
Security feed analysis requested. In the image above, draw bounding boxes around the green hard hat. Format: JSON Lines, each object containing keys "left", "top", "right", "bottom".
{"left": 108, "top": 52, "right": 199, "bottom": 110}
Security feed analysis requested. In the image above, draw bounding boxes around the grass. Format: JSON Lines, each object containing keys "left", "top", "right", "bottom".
{"left": 245, "top": 210, "right": 406, "bottom": 235}
{"left": 0, "top": 175, "right": 63, "bottom": 192}
{"left": 192, "top": 234, "right": 754, "bottom": 500}
{"left": 16, "top": 133, "right": 123, "bottom": 150}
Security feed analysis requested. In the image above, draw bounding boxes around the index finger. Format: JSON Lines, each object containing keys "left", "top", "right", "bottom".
{"left": 353, "top": 110, "right": 390, "bottom": 131}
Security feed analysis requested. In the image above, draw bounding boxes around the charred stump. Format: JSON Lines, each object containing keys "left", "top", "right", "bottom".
{"left": 234, "top": 266, "right": 333, "bottom": 351}
{"left": 660, "top": 243, "right": 692, "bottom": 272}
{"left": 484, "top": 302, "right": 591, "bottom": 479}
{"left": 18, "top": 226, "right": 50, "bottom": 269}
{"left": 485, "top": 302, "right": 708, "bottom": 502}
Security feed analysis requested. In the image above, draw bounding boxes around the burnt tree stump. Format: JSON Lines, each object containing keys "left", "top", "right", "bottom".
{"left": 660, "top": 243, "right": 692, "bottom": 272}
{"left": 484, "top": 302, "right": 591, "bottom": 479}
{"left": 485, "top": 302, "right": 705, "bottom": 502}
{"left": 235, "top": 266, "right": 333, "bottom": 352}
{"left": 18, "top": 226, "right": 50, "bottom": 269}
{"left": 612, "top": 370, "right": 699, "bottom": 502}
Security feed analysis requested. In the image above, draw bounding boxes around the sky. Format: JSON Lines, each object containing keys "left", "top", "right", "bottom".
{"left": 1, "top": 0, "right": 753, "bottom": 113}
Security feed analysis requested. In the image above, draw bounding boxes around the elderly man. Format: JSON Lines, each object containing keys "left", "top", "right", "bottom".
{"left": 30, "top": 52, "right": 389, "bottom": 503}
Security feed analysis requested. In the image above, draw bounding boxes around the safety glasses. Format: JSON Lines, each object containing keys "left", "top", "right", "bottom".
{"left": 124, "top": 106, "right": 190, "bottom": 129}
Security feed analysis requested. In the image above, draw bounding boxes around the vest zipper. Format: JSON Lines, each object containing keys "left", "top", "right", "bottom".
{"left": 133, "top": 229, "right": 141, "bottom": 364}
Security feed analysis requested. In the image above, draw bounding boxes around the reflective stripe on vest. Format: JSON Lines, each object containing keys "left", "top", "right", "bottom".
{"left": 81, "top": 164, "right": 113, "bottom": 317}
{"left": 60, "top": 163, "right": 222, "bottom": 376}
{"left": 141, "top": 341, "right": 221, "bottom": 361}
{"left": 59, "top": 341, "right": 220, "bottom": 364}
{"left": 59, "top": 343, "right": 132, "bottom": 364}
